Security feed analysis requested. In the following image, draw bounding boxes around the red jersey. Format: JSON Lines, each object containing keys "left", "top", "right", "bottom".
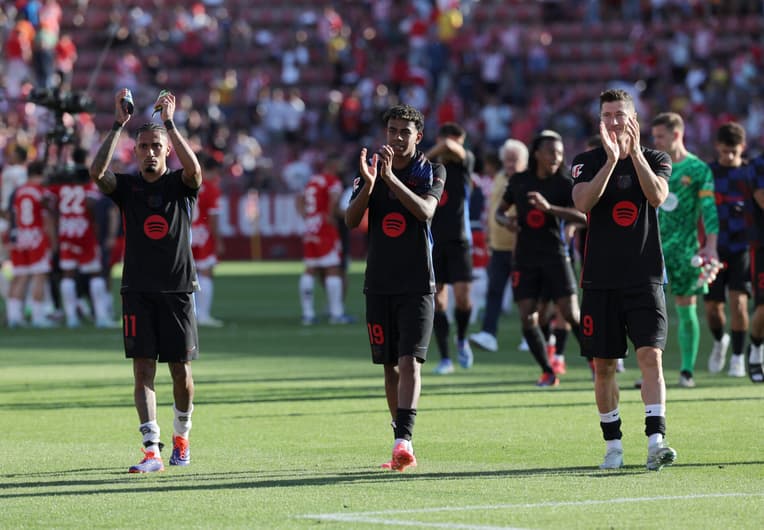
{"left": 47, "top": 181, "right": 101, "bottom": 270}
{"left": 191, "top": 181, "right": 221, "bottom": 265}
{"left": 11, "top": 180, "right": 51, "bottom": 269}
{"left": 302, "top": 172, "right": 342, "bottom": 260}
{"left": 471, "top": 229, "right": 489, "bottom": 269}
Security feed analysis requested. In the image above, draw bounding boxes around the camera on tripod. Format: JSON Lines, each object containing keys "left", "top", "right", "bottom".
{"left": 27, "top": 83, "right": 96, "bottom": 179}
{"left": 28, "top": 86, "right": 95, "bottom": 115}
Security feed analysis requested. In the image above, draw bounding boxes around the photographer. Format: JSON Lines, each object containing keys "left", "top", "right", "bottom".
{"left": 90, "top": 88, "right": 203, "bottom": 473}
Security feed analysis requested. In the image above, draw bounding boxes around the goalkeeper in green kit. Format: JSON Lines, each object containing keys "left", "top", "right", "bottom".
{"left": 651, "top": 112, "right": 719, "bottom": 388}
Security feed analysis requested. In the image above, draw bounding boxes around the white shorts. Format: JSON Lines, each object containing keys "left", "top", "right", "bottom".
{"left": 195, "top": 254, "right": 218, "bottom": 271}
{"left": 304, "top": 248, "right": 342, "bottom": 269}
{"left": 59, "top": 255, "right": 102, "bottom": 274}
{"left": 12, "top": 253, "right": 52, "bottom": 276}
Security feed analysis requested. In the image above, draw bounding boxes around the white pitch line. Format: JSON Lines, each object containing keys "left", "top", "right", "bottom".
{"left": 300, "top": 492, "right": 764, "bottom": 528}
{"left": 302, "top": 513, "right": 525, "bottom": 530}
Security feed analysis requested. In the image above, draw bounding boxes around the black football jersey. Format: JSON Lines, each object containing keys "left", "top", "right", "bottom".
{"left": 431, "top": 150, "right": 474, "bottom": 244}
{"left": 502, "top": 169, "right": 574, "bottom": 266}
{"left": 571, "top": 146, "right": 671, "bottom": 289}
{"left": 107, "top": 169, "right": 199, "bottom": 293}
{"left": 351, "top": 156, "right": 446, "bottom": 295}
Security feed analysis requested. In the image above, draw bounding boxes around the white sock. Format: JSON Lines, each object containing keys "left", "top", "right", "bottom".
{"left": 89, "top": 276, "right": 108, "bottom": 322}
{"left": 599, "top": 408, "right": 620, "bottom": 423}
{"left": 173, "top": 404, "right": 193, "bottom": 439}
{"left": 7, "top": 298, "right": 23, "bottom": 324}
{"left": 60, "top": 278, "right": 78, "bottom": 325}
{"left": 471, "top": 268, "right": 487, "bottom": 323}
{"left": 101, "top": 289, "right": 114, "bottom": 320}
{"left": 393, "top": 438, "right": 412, "bottom": 451}
{"left": 139, "top": 420, "right": 161, "bottom": 454}
{"left": 645, "top": 404, "right": 665, "bottom": 447}
{"left": 31, "top": 300, "right": 47, "bottom": 324}
{"left": 749, "top": 344, "right": 764, "bottom": 365}
{"left": 197, "top": 275, "right": 213, "bottom": 320}
{"left": 606, "top": 439, "right": 623, "bottom": 451}
{"left": 645, "top": 404, "right": 665, "bottom": 417}
{"left": 299, "top": 273, "right": 315, "bottom": 318}
{"left": 325, "top": 275, "right": 344, "bottom": 318}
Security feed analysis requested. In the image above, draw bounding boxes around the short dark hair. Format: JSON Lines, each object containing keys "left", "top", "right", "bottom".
{"left": 528, "top": 129, "right": 564, "bottom": 176}
{"left": 651, "top": 112, "right": 684, "bottom": 132}
{"left": 135, "top": 122, "right": 168, "bottom": 139}
{"left": 73, "top": 147, "right": 89, "bottom": 164}
{"left": 437, "top": 122, "right": 465, "bottom": 139}
{"left": 382, "top": 104, "right": 425, "bottom": 132}
{"left": 28, "top": 160, "right": 46, "bottom": 176}
{"left": 716, "top": 122, "right": 746, "bottom": 146}
{"left": 482, "top": 152, "right": 501, "bottom": 171}
{"left": 599, "top": 88, "right": 634, "bottom": 110}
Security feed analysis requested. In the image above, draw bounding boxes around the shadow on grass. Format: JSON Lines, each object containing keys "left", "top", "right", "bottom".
{"left": 0, "top": 378, "right": 761, "bottom": 417}
{"left": 2, "top": 461, "right": 763, "bottom": 499}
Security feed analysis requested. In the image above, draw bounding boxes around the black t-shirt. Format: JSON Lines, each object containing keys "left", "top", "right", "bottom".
{"left": 351, "top": 155, "right": 446, "bottom": 295}
{"left": 751, "top": 156, "right": 764, "bottom": 248}
{"left": 107, "top": 169, "right": 199, "bottom": 293}
{"left": 431, "top": 150, "right": 474, "bottom": 244}
{"left": 571, "top": 146, "right": 671, "bottom": 289}
{"left": 502, "top": 169, "right": 574, "bottom": 266}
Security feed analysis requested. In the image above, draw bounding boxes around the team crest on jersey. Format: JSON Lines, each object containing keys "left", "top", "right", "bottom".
{"left": 680, "top": 175, "right": 691, "bottom": 186}
{"left": 147, "top": 194, "right": 164, "bottom": 209}
{"left": 572, "top": 164, "right": 583, "bottom": 179}
{"left": 616, "top": 174, "right": 632, "bottom": 189}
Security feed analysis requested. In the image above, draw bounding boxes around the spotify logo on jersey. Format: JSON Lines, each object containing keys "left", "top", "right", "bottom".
{"left": 382, "top": 212, "right": 406, "bottom": 237}
{"left": 144, "top": 214, "right": 169, "bottom": 239}
{"left": 526, "top": 209, "right": 546, "bottom": 229}
{"left": 612, "top": 201, "right": 638, "bottom": 227}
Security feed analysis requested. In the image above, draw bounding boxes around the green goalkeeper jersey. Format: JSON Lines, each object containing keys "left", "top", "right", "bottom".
{"left": 658, "top": 152, "right": 719, "bottom": 255}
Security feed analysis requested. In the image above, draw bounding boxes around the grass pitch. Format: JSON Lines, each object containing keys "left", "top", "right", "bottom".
{"left": 1, "top": 261, "right": 762, "bottom": 529}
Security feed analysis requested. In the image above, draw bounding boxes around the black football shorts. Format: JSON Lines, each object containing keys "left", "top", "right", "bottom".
{"left": 511, "top": 256, "right": 577, "bottom": 302}
{"left": 579, "top": 284, "right": 667, "bottom": 359}
{"left": 365, "top": 293, "right": 433, "bottom": 365}
{"left": 704, "top": 249, "right": 752, "bottom": 302}
{"left": 433, "top": 240, "right": 473, "bottom": 284}
{"left": 751, "top": 246, "right": 764, "bottom": 306}
{"left": 121, "top": 291, "right": 199, "bottom": 362}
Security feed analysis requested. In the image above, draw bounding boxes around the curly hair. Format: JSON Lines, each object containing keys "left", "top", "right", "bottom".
{"left": 382, "top": 104, "right": 425, "bottom": 132}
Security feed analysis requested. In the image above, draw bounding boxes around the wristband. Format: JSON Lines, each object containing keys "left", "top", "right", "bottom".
{"left": 111, "top": 121, "right": 123, "bottom": 131}
{"left": 164, "top": 119, "right": 175, "bottom": 131}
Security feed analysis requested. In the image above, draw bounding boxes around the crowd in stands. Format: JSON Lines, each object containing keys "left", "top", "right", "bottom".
{"left": 1, "top": 0, "right": 764, "bottom": 197}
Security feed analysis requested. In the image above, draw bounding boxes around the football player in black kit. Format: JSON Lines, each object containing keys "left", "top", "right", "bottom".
{"left": 90, "top": 88, "right": 202, "bottom": 473}
{"left": 425, "top": 122, "right": 475, "bottom": 374}
{"left": 495, "top": 130, "right": 587, "bottom": 387}
{"left": 571, "top": 88, "right": 677, "bottom": 471}
{"left": 345, "top": 104, "right": 445, "bottom": 472}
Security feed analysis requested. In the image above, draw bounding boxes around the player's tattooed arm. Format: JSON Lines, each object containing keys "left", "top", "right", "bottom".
{"left": 90, "top": 129, "right": 120, "bottom": 194}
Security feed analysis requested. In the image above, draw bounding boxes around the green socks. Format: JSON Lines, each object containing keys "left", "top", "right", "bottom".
{"left": 677, "top": 304, "right": 700, "bottom": 374}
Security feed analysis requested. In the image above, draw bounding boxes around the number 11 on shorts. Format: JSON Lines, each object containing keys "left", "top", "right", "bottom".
{"left": 124, "top": 314, "right": 137, "bottom": 337}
